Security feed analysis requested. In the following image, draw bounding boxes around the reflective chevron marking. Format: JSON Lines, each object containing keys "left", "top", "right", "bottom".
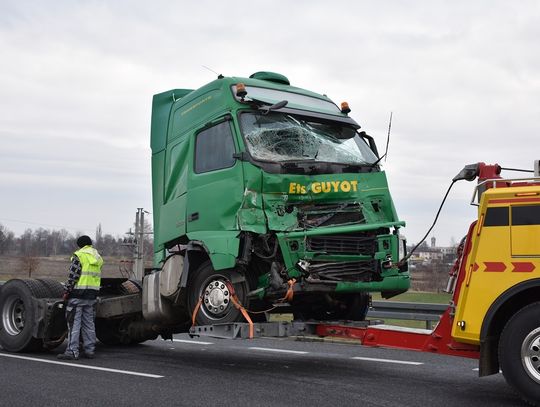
{"left": 512, "top": 262, "right": 535, "bottom": 272}
{"left": 484, "top": 262, "right": 506, "bottom": 272}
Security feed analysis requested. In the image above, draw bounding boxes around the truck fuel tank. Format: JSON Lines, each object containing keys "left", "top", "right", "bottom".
{"left": 142, "top": 255, "right": 185, "bottom": 323}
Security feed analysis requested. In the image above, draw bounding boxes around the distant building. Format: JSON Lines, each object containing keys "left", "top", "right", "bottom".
{"left": 408, "top": 236, "right": 457, "bottom": 265}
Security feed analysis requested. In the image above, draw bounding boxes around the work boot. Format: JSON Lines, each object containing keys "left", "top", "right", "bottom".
{"left": 57, "top": 352, "right": 79, "bottom": 360}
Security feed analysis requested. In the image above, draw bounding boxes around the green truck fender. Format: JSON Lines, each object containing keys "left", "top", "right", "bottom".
{"left": 186, "top": 231, "right": 241, "bottom": 271}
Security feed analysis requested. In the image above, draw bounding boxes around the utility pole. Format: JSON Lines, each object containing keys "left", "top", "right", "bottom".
{"left": 124, "top": 208, "right": 152, "bottom": 281}
{"left": 133, "top": 208, "right": 145, "bottom": 280}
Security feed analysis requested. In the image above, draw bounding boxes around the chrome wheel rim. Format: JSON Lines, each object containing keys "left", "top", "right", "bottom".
{"left": 201, "top": 277, "right": 231, "bottom": 320}
{"left": 2, "top": 295, "right": 26, "bottom": 336}
{"left": 521, "top": 327, "right": 540, "bottom": 383}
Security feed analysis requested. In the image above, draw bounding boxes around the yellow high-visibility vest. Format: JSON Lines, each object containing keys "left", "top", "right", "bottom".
{"left": 73, "top": 246, "right": 103, "bottom": 291}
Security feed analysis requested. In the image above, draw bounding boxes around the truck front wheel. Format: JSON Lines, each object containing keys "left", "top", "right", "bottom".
{"left": 187, "top": 261, "right": 248, "bottom": 326}
{"left": 499, "top": 302, "right": 540, "bottom": 405}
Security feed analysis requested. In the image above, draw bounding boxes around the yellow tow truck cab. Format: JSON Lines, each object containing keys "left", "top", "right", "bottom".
{"left": 441, "top": 162, "right": 540, "bottom": 406}
{"left": 453, "top": 180, "right": 540, "bottom": 345}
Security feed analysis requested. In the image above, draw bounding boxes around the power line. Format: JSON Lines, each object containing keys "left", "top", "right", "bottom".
{"left": 0, "top": 217, "right": 94, "bottom": 233}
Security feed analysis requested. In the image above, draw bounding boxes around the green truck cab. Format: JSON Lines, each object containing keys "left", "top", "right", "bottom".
{"left": 148, "top": 72, "right": 409, "bottom": 326}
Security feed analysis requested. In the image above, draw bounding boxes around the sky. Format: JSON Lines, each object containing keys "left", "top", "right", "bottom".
{"left": 0, "top": 0, "right": 538, "bottom": 246}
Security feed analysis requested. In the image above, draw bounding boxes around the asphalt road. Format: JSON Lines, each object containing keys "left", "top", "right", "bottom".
{"left": 0, "top": 334, "right": 524, "bottom": 407}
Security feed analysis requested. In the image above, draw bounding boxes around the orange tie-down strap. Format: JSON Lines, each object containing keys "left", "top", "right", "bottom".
{"left": 226, "top": 281, "right": 254, "bottom": 339}
{"left": 191, "top": 279, "right": 298, "bottom": 338}
{"left": 283, "top": 278, "right": 296, "bottom": 302}
{"left": 191, "top": 295, "right": 203, "bottom": 327}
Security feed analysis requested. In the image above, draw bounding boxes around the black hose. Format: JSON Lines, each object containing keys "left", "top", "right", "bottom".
{"left": 398, "top": 180, "right": 457, "bottom": 266}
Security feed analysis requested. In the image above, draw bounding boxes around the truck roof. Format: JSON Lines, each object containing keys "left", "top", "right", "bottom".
{"left": 151, "top": 72, "right": 347, "bottom": 153}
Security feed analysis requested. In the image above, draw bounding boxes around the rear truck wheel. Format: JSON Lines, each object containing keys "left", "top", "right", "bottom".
{"left": 499, "top": 302, "right": 540, "bottom": 406}
{"left": 36, "top": 279, "right": 65, "bottom": 298}
{"left": 37, "top": 279, "right": 68, "bottom": 350}
{"left": 293, "top": 292, "right": 370, "bottom": 321}
{"left": 0, "top": 279, "right": 50, "bottom": 352}
{"left": 187, "top": 261, "right": 248, "bottom": 326}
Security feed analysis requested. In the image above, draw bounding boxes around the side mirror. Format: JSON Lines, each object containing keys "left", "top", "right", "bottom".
{"left": 232, "top": 152, "right": 249, "bottom": 161}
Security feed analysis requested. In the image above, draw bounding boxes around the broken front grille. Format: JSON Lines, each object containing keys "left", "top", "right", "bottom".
{"left": 307, "top": 260, "right": 378, "bottom": 282}
{"left": 297, "top": 203, "right": 365, "bottom": 228}
{"left": 306, "top": 233, "right": 377, "bottom": 255}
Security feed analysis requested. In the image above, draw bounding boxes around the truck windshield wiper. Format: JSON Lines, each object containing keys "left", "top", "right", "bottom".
{"left": 279, "top": 161, "right": 306, "bottom": 174}
{"left": 279, "top": 158, "right": 317, "bottom": 164}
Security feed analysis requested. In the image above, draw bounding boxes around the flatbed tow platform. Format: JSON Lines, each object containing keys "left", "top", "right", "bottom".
{"left": 189, "top": 313, "right": 480, "bottom": 361}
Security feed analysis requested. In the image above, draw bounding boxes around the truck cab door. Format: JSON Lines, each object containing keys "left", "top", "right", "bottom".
{"left": 186, "top": 118, "right": 244, "bottom": 233}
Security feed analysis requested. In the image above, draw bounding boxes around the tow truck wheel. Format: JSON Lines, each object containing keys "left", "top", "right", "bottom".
{"left": 187, "top": 261, "right": 248, "bottom": 326}
{"left": 499, "top": 302, "right": 540, "bottom": 405}
{"left": 0, "top": 279, "right": 49, "bottom": 352}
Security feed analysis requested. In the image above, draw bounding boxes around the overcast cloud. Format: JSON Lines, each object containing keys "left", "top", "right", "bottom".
{"left": 0, "top": 0, "right": 538, "bottom": 246}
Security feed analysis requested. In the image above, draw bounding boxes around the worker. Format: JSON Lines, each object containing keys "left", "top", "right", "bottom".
{"left": 57, "top": 235, "right": 103, "bottom": 360}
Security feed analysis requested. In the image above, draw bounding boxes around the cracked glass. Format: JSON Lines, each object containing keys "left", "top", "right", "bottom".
{"left": 239, "top": 112, "right": 378, "bottom": 165}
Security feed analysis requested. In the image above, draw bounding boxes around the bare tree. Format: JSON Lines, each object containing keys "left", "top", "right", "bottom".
{"left": 0, "top": 223, "right": 15, "bottom": 255}
{"left": 20, "top": 254, "right": 40, "bottom": 278}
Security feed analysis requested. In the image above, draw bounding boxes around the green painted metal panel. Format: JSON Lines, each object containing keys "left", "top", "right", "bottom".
{"left": 187, "top": 231, "right": 240, "bottom": 270}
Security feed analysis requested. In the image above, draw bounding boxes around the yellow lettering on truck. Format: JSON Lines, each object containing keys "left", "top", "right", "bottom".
{"left": 287, "top": 180, "right": 360, "bottom": 194}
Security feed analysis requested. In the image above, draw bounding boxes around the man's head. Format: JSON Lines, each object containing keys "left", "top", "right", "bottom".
{"left": 76, "top": 235, "right": 93, "bottom": 248}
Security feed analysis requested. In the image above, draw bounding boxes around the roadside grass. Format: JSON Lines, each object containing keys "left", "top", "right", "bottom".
{"left": 371, "top": 291, "right": 452, "bottom": 304}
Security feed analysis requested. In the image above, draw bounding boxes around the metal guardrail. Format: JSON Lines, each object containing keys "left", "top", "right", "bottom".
{"left": 368, "top": 301, "right": 448, "bottom": 329}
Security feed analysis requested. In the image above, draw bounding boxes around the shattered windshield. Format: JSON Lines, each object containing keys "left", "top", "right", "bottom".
{"left": 239, "top": 112, "right": 378, "bottom": 165}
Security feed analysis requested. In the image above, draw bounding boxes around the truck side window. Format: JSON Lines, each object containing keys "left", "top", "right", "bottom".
{"left": 484, "top": 207, "right": 509, "bottom": 226}
{"left": 512, "top": 205, "right": 540, "bottom": 225}
{"left": 194, "top": 121, "right": 236, "bottom": 173}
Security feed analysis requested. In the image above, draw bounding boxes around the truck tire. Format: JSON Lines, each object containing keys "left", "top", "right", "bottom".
{"left": 187, "top": 261, "right": 248, "bottom": 326}
{"left": 334, "top": 293, "right": 370, "bottom": 321}
{"left": 293, "top": 293, "right": 370, "bottom": 321}
{"left": 499, "top": 302, "right": 540, "bottom": 405}
{"left": 36, "top": 279, "right": 65, "bottom": 298}
{"left": 0, "top": 279, "right": 48, "bottom": 352}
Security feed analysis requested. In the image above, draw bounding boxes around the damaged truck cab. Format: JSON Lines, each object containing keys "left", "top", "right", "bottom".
{"left": 149, "top": 72, "right": 409, "bottom": 326}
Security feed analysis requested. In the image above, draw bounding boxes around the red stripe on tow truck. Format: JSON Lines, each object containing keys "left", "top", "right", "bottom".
{"left": 512, "top": 262, "right": 535, "bottom": 273}
{"left": 484, "top": 262, "right": 506, "bottom": 272}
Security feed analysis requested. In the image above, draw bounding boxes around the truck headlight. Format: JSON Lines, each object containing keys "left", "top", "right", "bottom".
{"left": 398, "top": 234, "right": 407, "bottom": 261}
